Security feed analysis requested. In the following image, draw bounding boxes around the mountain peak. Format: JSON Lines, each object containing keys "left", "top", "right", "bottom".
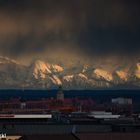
{"left": 116, "top": 70, "right": 128, "bottom": 81}
{"left": 93, "top": 68, "right": 113, "bottom": 81}
{"left": 32, "top": 60, "right": 52, "bottom": 79}
{"left": 0, "top": 56, "right": 19, "bottom": 65}
{"left": 51, "top": 64, "right": 64, "bottom": 73}
{"left": 136, "top": 63, "right": 140, "bottom": 70}
{"left": 0, "top": 57, "right": 140, "bottom": 89}
{"left": 135, "top": 63, "right": 140, "bottom": 78}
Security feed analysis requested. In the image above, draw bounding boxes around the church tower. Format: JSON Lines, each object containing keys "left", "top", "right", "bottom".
{"left": 56, "top": 86, "right": 64, "bottom": 100}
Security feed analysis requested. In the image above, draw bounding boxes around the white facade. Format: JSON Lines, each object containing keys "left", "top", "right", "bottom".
{"left": 20, "top": 102, "right": 26, "bottom": 109}
{"left": 0, "top": 114, "right": 52, "bottom": 119}
{"left": 112, "top": 98, "right": 132, "bottom": 105}
{"left": 88, "top": 111, "right": 120, "bottom": 119}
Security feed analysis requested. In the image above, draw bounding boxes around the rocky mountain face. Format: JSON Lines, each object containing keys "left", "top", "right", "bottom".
{"left": 0, "top": 56, "right": 27, "bottom": 88}
{"left": 0, "top": 56, "right": 140, "bottom": 89}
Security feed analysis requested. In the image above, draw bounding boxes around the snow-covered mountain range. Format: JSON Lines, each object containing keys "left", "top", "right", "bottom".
{"left": 0, "top": 56, "right": 140, "bottom": 89}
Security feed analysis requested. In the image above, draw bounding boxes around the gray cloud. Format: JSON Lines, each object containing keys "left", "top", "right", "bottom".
{"left": 0, "top": 0, "right": 140, "bottom": 65}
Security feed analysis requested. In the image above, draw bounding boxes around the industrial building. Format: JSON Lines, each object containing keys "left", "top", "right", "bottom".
{"left": 112, "top": 97, "right": 132, "bottom": 105}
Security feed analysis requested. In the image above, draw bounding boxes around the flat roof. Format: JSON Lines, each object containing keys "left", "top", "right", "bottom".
{"left": 0, "top": 114, "right": 52, "bottom": 119}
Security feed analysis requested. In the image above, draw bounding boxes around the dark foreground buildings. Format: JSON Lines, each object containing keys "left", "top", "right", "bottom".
{"left": 3, "top": 133, "right": 140, "bottom": 140}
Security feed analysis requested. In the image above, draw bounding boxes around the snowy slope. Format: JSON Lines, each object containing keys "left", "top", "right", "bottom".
{"left": 0, "top": 56, "right": 140, "bottom": 89}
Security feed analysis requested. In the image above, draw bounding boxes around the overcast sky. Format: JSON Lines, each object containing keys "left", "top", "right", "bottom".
{"left": 0, "top": 0, "right": 140, "bottom": 65}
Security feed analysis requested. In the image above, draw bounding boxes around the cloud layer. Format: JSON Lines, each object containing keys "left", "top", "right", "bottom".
{"left": 0, "top": 0, "right": 140, "bottom": 65}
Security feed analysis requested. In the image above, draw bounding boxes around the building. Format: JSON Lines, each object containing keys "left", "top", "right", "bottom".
{"left": 56, "top": 86, "right": 64, "bottom": 100}
{"left": 20, "top": 134, "right": 79, "bottom": 140}
{"left": 76, "top": 133, "right": 140, "bottom": 140}
{"left": 111, "top": 98, "right": 132, "bottom": 105}
{"left": 0, "top": 135, "right": 22, "bottom": 140}
{"left": 88, "top": 111, "right": 120, "bottom": 119}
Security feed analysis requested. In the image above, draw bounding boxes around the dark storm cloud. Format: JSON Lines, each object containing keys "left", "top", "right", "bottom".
{"left": 0, "top": 0, "right": 140, "bottom": 64}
